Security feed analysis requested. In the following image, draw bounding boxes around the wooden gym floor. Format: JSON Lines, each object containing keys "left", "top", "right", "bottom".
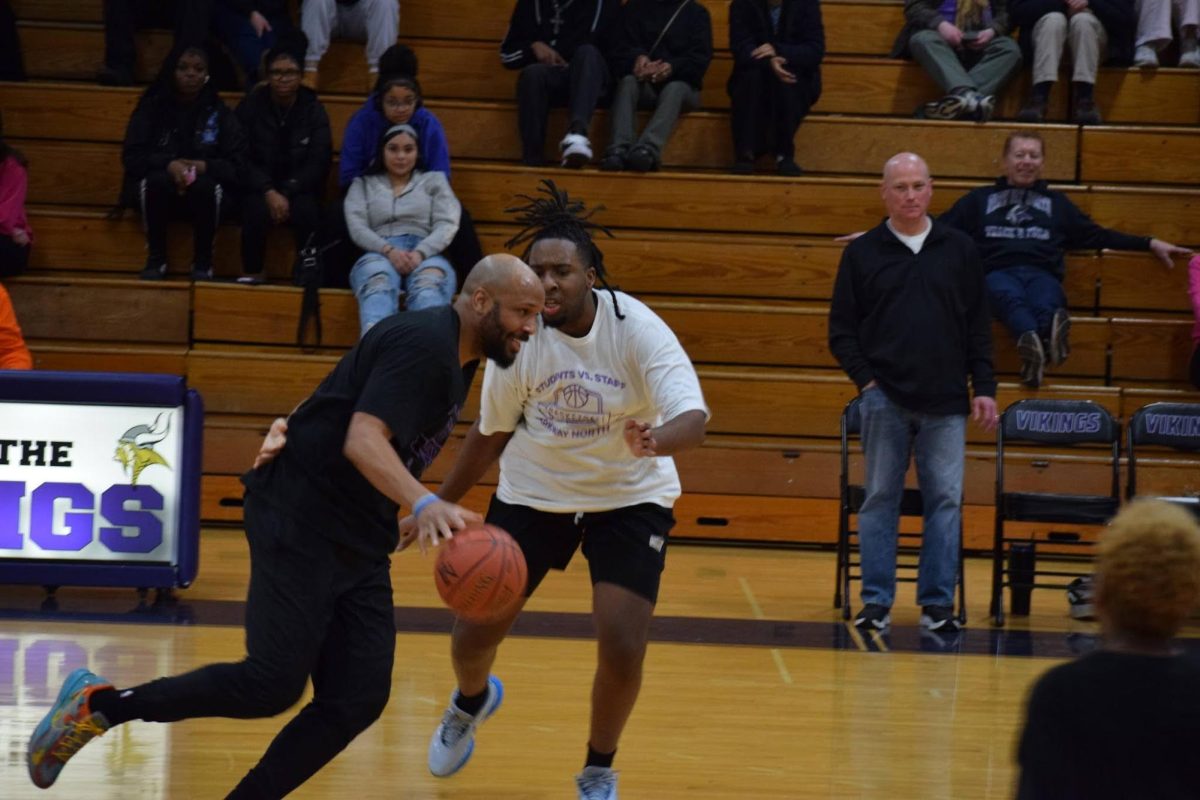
{"left": 3, "top": 529, "right": 1197, "bottom": 799}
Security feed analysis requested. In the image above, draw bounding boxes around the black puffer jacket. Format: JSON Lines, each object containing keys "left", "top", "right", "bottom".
{"left": 119, "top": 83, "right": 246, "bottom": 207}
{"left": 235, "top": 84, "right": 332, "bottom": 197}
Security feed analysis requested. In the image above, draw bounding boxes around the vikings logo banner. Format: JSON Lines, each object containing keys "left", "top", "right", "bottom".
{"left": 0, "top": 372, "right": 203, "bottom": 590}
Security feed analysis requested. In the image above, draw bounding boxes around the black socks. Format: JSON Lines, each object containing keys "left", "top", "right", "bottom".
{"left": 585, "top": 744, "right": 616, "bottom": 769}
{"left": 453, "top": 687, "right": 488, "bottom": 717}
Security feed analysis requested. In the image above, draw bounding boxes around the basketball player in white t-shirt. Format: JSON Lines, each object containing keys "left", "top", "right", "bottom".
{"left": 411, "top": 181, "right": 709, "bottom": 800}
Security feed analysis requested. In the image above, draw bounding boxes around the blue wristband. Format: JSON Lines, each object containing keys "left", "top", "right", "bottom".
{"left": 412, "top": 493, "right": 439, "bottom": 518}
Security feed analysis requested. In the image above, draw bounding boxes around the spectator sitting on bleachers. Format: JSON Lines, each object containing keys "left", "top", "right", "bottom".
{"left": 0, "top": 282, "right": 32, "bottom": 369}
{"left": 212, "top": 0, "right": 297, "bottom": 89}
{"left": 727, "top": 0, "right": 824, "bottom": 176}
{"left": 235, "top": 40, "right": 332, "bottom": 285}
{"left": 1011, "top": 0, "right": 1136, "bottom": 124}
{"left": 98, "top": 0, "right": 211, "bottom": 86}
{"left": 500, "top": 0, "right": 620, "bottom": 168}
{"left": 0, "top": 0, "right": 26, "bottom": 81}
{"left": 0, "top": 112, "right": 31, "bottom": 279}
{"left": 344, "top": 124, "right": 461, "bottom": 335}
{"left": 120, "top": 45, "right": 247, "bottom": 281}
{"left": 334, "top": 46, "right": 482, "bottom": 288}
{"left": 1016, "top": 499, "right": 1200, "bottom": 799}
{"left": 939, "top": 130, "right": 1192, "bottom": 387}
{"left": 340, "top": 75, "right": 450, "bottom": 187}
{"left": 600, "top": 0, "right": 713, "bottom": 172}
{"left": 892, "top": 0, "right": 1022, "bottom": 121}
{"left": 301, "top": 0, "right": 400, "bottom": 92}
{"left": 1190, "top": 254, "right": 1200, "bottom": 389}
{"left": 1132, "top": 0, "right": 1200, "bottom": 67}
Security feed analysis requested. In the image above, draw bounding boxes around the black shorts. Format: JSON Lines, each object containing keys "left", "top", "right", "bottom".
{"left": 485, "top": 495, "right": 676, "bottom": 604}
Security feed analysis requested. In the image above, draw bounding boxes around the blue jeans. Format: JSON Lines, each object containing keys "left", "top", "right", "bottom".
{"left": 348, "top": 234, "right": 456, "bottom": 337}
{"left": 857, "top": 387, "right": 964, "bottom": 609}
{"left": 985, "top": 265, "right": 1066, "bottom": 342}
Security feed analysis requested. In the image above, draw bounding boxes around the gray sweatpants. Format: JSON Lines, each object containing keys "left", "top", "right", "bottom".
{"left": 302, "top": 0, "right": 400, "bottom": 72}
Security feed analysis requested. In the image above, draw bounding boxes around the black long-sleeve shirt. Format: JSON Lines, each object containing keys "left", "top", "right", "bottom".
{"left": 608, "top": 0, "right": 713, "bottom": 89}
{"left": 828, "top": 218, "right": 996, "bottom": 414}
{"left": 500, "top": 0, "right": 619, "bottom": 68}
{"left": 1017, "top": 649, "right": 1200, "bottom": 799}
{"left": 939, "top": 178, "right": 1150, "bottom": 281}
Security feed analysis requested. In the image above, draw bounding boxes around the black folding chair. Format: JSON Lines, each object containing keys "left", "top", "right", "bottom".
{"left": 834, "top": 395, "right": 966, "bottom": 623}
{"left": 990, "top": 398, "right": 1121, "bottom": 626}
{"left": 1127, "top": 402, "right": 1200, "bottom": 520}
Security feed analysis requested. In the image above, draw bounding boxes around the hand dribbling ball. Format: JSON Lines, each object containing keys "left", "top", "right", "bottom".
{"left": 433, "top": 524, "right": 527, "bottom": 623}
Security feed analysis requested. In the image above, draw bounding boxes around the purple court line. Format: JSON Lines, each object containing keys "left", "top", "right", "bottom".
{"left": 2, "top": 590, "right": 1191, "bottom": 659}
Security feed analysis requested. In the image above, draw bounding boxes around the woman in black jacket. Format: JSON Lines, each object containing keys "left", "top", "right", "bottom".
{"left": 121, "top": 45, "right": 246, "bottom": 280}
{"left": 235, "top": 44, "right": 332, "bottom": 284}
{"left": 727, "top": 0, "right": 824, "bottom": 176}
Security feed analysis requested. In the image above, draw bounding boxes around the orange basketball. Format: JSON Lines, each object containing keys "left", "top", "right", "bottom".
{"left": 433, "top": 524, "right": 527, "bottom": 623}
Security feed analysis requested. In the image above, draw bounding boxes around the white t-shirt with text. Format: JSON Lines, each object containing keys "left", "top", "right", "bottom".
{"left": 480, "top": 290, "right": 710, "bottom": 513}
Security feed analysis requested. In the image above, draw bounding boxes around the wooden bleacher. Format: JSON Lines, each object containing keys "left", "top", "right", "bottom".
{"left": 4, "top": 0, "right": 1199, "bottom": 543}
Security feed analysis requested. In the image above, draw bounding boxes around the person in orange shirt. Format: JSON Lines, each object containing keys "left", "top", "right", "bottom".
{"left": 0, "top": 283, "right": 32, "bottom": 370}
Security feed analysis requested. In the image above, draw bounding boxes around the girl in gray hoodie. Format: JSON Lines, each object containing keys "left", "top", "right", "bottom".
{"left": 344, "top": 123, "right": 461, "bottom": 335}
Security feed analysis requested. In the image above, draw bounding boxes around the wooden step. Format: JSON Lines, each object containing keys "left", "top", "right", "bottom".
{"left": 17, "top": 24, "right": 1200, "bottom": 123}
{"left": 184, "top": 346, "right": 1124, "bottom": 440}
{"left": 26, "top": 340, "right": 188, "bottom": 373}
{"left": 17, "top": 207, "right": 1137, "bottom": 319}
{"left": 0, "top": 82, "right": 1083, "bottom": 181}
{"left": 5, "top": 275, "right": 191, "bottom": 344}
{"left": 10, "top": 0, "right": 907, "bottom": 58}
{"left": 1080, "top": 126, "right": 1200, "bottom": 186}
{"left": 23, "top": 143, "right": 1199, "bottom": 242}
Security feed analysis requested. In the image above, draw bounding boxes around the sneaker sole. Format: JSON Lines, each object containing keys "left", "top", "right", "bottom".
{"left": 853, "top": 616, "right": 890, "bottom": 631}
{"left": 1018, "top": 338, "right": 1045, "bottom": 387}
{"left": 1049, "top": 312, "right": 1071, "bottom": 366}
{"left": 919, "top": 615, "right": 961, "bottom": 631}
{"left": 561, "top": 149, "right": 591, "bottom": 169}
{"left": 429, "top": 676, "right": 504, "bottom": 778}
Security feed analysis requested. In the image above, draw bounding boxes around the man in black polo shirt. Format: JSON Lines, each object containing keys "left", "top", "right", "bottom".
{"left": 829, "top": 152, "right": 998, "bottom": 634}
{"left": 27, "top": 255, "right": 545, "bottom": 798}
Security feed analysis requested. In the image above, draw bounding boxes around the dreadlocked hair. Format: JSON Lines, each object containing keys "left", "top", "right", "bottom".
{"left": 504, "top": 179, "right": 625, "bottom": 320}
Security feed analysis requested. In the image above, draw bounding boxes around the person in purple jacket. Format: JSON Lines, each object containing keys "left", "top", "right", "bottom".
{"left": 324, "top": 45, "right": 482, "bottom": 288}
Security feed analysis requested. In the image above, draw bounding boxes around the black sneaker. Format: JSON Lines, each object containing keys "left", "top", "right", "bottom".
{"left": 854, "top": 604, "right": 891, "bottom": 630}
{"left": 776, "top": 158, "right": 803, "bottom": 177}
{"left": 236, "top": 274, "right": 265, "bottom": 286}
{"left": 625, "top": 146, "right": 658, "bottom": 173}
{"left": 599, "top": 151, "right": 626, "bottom": 172}
{"left": 1067, "top": 576, "right": 1096, "bottom": 620}
{"left": 1073, "top": 97, "right": 1102, "bottom": 126}
{"left": 920, "top": 605, "right": 962, "bottom": 631}
{"left": 1017, "top": 330, "right": 1045, "bottom": 388}
{"left": 139, "top": 261, "right": 167, "bottom": 281}
{"left": 731, "top": 158, "right": 754, "bottom": 175}
{"left": 1016, "top": 97, "right": 1047, "bottom": 123}
{"left": 191, "top": 264, "right": 215, "bottom": 281}
{"left": 1048, "top": 308, "right": 1071, "bottom": 366}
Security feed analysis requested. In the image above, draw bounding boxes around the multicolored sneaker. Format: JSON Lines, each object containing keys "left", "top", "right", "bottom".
{"left": 27, "top": 667, "right": 113, "bottom": 789}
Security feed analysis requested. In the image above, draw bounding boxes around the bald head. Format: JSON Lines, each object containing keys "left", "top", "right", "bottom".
{"left": 880, "top": 152, "right": 933, "bottom": 234}
{"left": 882, "top": 152, "right": 930, "bottom": 182}
{"left": 456, "top": 253, "right": 544, "bottom": 368}
{"left": 461, "top": 253, "right": 541, "bottom": 299}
